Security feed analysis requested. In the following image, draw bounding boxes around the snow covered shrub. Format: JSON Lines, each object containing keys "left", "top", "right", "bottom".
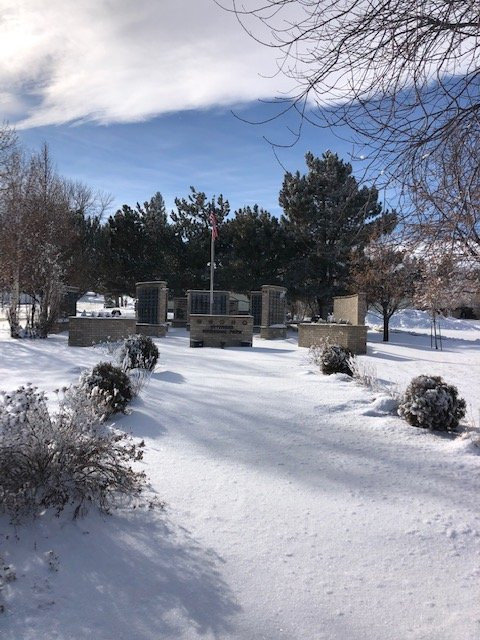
{"left": 398, "top": 375, "right": 466, "bottom": 431}
{"left": 319, "top": 344, "right": 353, "bottom": 376}
{"left": 118, "top": 334, "right": 159, "bottom": 372}
{"left": 348, "top": 355, "right": 378, "bottom": 390}
{"left": 307, "top": 344, "right": 324, "bottom": 370}
{"left": 81, "top": 362, "right": 133, "bottom": 415}
{"left": 0, "top": 384, "right": 146, "bottom": 519}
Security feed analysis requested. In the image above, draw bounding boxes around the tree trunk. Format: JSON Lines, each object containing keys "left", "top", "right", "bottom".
{"left": 8, "top": 264, "right": 21, "bottom": 338}
{"left": 382, "top": 309, "right": 389, "bottom": 342}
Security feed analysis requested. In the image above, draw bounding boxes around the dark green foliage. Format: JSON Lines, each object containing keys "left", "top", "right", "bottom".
{"left": 100, "top": 205, "right": 147, "bottom": 297}
{"left": 171, "top": 187, "right": 230, "bottom": 292}
{"left": 82, "top": 362, "right": 133, "bottom": 415}
{"left": 119, "top": 335, "right": 159, "bottom": 371}
{"left": 280, "top": 151, "right": 396, "bottom": 316}
{"left": 398, "top": 375, "right": 466, "bottom": 431}
{"left": 99, "top": 192, "right": 181, "bottom": 298}
{"left": 218, "top": 205, "right": 288, "bottom": 292}
{"left": 320, "top": 344, "right": 353, "bottom": 376}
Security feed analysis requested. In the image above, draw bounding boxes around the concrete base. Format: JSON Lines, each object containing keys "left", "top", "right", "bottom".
{"left": 190, "top": 314, "right": 253, "bottom": 347}
{"left": 298, "top": 323, "right": 367, "bottom": 354}
{"left": 260, "top": 326, "right": 287, "bottom": 340}
{"left": 136, "top": 323, "right": 168, "bottom": 337}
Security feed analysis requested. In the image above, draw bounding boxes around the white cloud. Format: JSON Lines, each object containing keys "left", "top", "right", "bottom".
{"left": 0, "top": 0, "right": 295, "bottom": 128}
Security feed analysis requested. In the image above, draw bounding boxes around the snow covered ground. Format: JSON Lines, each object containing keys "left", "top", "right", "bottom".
{"left": 0, "top": 311, "right": 479, "bottom": 639}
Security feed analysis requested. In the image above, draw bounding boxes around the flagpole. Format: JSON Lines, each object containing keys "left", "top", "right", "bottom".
{"left": 209, "top": 229, "right": 215, "bottom": 315}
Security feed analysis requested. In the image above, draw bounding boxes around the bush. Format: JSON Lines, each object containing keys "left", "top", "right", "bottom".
{"left": 118, "top": 334, "right": 159, "bottom": 372}
{"left": 81, "top": 362, "right": 133, "bottom": 415}
{"left": 0, "top": 384, "right": 145, "bottom": 519}
{"left": 398, "top": 375, "right": 466, "bottom": 431}
{"left": 312, "top": 343, "right": 353, "bottom": 376}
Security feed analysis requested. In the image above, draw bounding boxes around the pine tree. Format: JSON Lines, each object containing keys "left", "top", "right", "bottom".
{"left": 171, "top": 187, "right": 229, "bottom": 291}
{"left": 137, "top": 192, "right": 182, "bottom": 292}
{"left": 100, "top": 205, "right": 147, "bottom": 298}
{"left": 280, "top": 151, "right": 394, "bottom": 316}
{"left": 219, "top": 205, "right": 287, "bottom": 292}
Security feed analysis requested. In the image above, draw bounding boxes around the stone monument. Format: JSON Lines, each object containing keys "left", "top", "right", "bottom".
{"left": 190, "top": 314, "right": 253, "bottom": 348}
{"left": 186, "top": 290, "right": 230, "bottom": 328}
{"left": 51, "top": 285, "right": 80, "bottom": 333}
{"left": 136, "top": 280, "right": 168, "bottom": 337}
{"left": 249, "top": 290, "right": 262, "bottom": 331}
{"left": 298, "top": 293, "right": 368, "bottom": 354}
{"left": 253, "top": 285, "right": 287, "bottom": 339}
{"left": 172, "top": 296, "right": 188, "bottom": 327}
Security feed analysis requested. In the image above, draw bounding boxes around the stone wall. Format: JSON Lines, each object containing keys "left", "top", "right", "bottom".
{"left": 68, "top": 317, "right": 137, "bottom": 347}
{"left": 189, "top": 314, "right": 253, "bottom": 347}
{"left": 298, "top": 323, "right": 367, "bottom": 354}
{"left": 332, "top": 294, "right": 367, "bottom": 326}
{"left": 136, "top": 323, "right": 167, "bottom": 337}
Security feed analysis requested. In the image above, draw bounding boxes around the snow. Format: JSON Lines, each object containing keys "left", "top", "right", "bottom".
{"left": 0, "top": 311, "right": 480, "bottom": 639}
{"left": 367, "top": 308, "right": 480, "bottom": 341}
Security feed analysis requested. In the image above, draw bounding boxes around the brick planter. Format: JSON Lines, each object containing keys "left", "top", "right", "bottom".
{"left": 298, "top": 323, "right": 367, "bottom": 354}
{"left": 68, "top": 317, "right": 137, "bottom": 347}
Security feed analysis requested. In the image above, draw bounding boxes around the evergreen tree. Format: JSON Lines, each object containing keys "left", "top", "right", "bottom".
{"left": 280, "top": 151, "right": 394, "bottom": 316}
{"left": 171, "top": 187, "right": 229, "bottom": 291}
{"left": 100, "top": 205, "right": 147, "bottom": 298}
{"left": 219, "top": 205, "right": 287, "bottom": 292}
{"left": 136, "top": 192, "right": 182, "bottom": 293}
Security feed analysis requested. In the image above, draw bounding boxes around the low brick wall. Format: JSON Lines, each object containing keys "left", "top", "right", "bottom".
{"left": 260, "top": 326, "right": 287, "bottom": 340}
{"left": 190, "top": 314, "right": 253, "bottom": 347}
{"left": 68, "top": 317, "right": 137, "bottom": 347}
{"left": 136, "top": 323, "right": 168, "bottom": 337}
{"left": 298, "top": 323, "right": 367, "bottom": 354}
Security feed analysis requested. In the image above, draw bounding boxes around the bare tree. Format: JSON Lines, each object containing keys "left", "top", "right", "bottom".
{"left": 221, "top": 1, "right": 479, "bottom": 176}
{"left": 0, "top": 150, "right": 26, "bottom": 337}
{"left": 408, "top": 123, "right": 480, "bottom": 265}
{"left": 413, "top": 254, "right": 477, "bottom": 348}
{"left": 0, "top": 123, "right": 16, "bottom": 160}
{"left": 352, "top": 239, "right": 419, "bottom": 342}
{"left": 0, "top": 143, "right": 106, "bottom": 337}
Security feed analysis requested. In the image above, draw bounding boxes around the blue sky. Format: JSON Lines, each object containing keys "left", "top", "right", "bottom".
{"left": 2, "top": 0, "right": 387, "bottom": 218}
{"left": 17, "top": 106, "right": 368, "bottom": 217}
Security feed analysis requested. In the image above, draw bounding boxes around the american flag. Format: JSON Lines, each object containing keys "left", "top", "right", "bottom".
{"left": 209, "top": 210, "right": 219, "bottom": 240}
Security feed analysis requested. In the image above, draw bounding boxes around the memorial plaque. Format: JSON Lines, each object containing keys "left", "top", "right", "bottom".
{"left": 267, "top": 288, "right": 286, "bottom": 326}
{"left": 173, "top": 297, "right": 188, "bottom": 327}
{"left": 189, "top": 314, "right": 253, "bottom": 348}
{"left": 250, "top": 291, "right": 262, "bottom": 327}
{"left": 59, "top": 286, "right": 80, "bottom": 319}
{"left": 259, "top": 285, "right": 287, "bottom": 338}
{"left": 187, "top": 290, "right": 230, "bottom": 326}
{"left": 136, "top": 281, "right": 168, "bottom": 325}
{"left": 137, "top": 286, "right": 158, "bottom": 324}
